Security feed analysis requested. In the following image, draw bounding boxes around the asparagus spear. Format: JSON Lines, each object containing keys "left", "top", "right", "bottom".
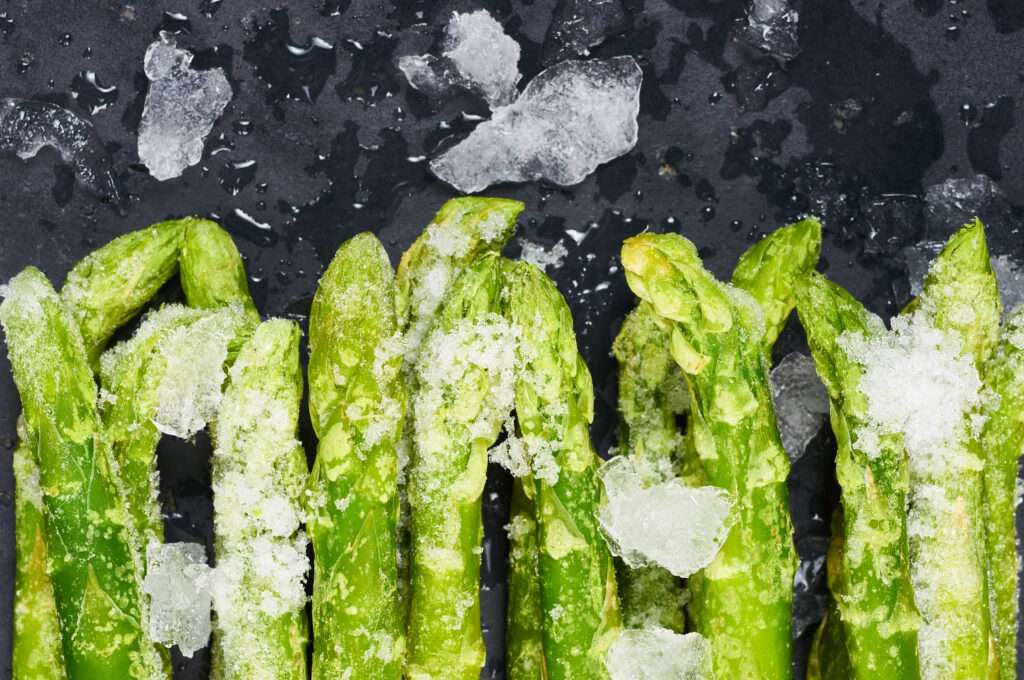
{"left": 905, "top": 220, "right": 999, "bottom": 679}
{"left": 505, "top": 477, "right": 545, "bottom": 680}
{"left": 621, "top": 233, "right": 797, "bottom": 679}
{"left": 406, "top": 254, "right": 517, "bottom": 680}
{"left": 179, "top": 218, "right": 260, "bottom": 322}
{"left": 504, "top": 260, "right": 622, "bottom": 680}
{"left": 304, "top": 233, "right": 406, "bottom": 680}
{"left": 210, "top": 319, "right": 309, "bottom": 680}
{"left": 980, "top": 305, "right": 1024, "bottom": 680}
{"left": 11, "top": 419, "right": 66, "bottom": 680}
{"left": 0, "top": 268, "right": 169, "bottom": 679}
{"left": 794, "top": 272, "right": 920, "bottom": 679}
{"left": 60, "top": 219, "right": 186, "bottom": 366}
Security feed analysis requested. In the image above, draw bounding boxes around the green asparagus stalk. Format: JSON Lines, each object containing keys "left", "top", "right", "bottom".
{"left": 505, "top": 260, "right": 622, "bottom": 680}
{"left": 621, "top": 233, "right": 797, "bottom": 679}
{"left": 0, "top": 268, "right": 169, "bottom": 679}
{"left": 11, "top": 419, "right": 66, "bottom": 680}
{"left": 505, "top": 477, "right": 546, "bottom": 680}
{"left": 980, "top": 306, "right": 1024, "bottom": 680}
{"left": 906, "top": 219, "right": 1000, "bottom": 679}
{"left": 210, "top": 319, "right": 309, "bottom": 680}
{"left": 794, "top": 272, "right": 920, "bottom": 679}
{"left": 406, "top": 254, "right": 516, "bottom": 680}
{"left": 179, "top": 218, "right": 260, "bottom": 322}
{"left": 304, "top": 233, "right": 406, "bottom": 680}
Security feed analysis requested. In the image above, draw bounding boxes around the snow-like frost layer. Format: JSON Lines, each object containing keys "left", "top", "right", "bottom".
{"left": 605, "top": 628, "right": 712, "bottom": 680}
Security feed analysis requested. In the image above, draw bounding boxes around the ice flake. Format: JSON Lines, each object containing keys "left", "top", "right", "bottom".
{"left": 605, "top": 628, "right": 713, "bottom": 680}
{"left": 735, "top": 0, "right": 800, "bottom": 60}
{"left": 0, "top": 98, "right": 123, "bottom": 203}
{"left": 431, "top": 56, "right": 642, "bottom": 193}
{"left": 142, "top": 541, "right": 213, "bottom": 657}
{"left": 518, "top": 239, "right": 569, "bottom": 273}
{"left": 542, "top": 0, "right": 629, "bottom": 63}
{"left": 597, "top": 457, "right": 734, "bottom": 578}
{"left": 138, "top": 33, "right": 232, "bottom": 180}
{"left": 771, "top": 353, "right": 829, "bottom": 463}
{"left": 399, "top": 10, "right": 520, "bottom": 108}
{"left": 489, "top": 416, "right": 531, "bottom": 477}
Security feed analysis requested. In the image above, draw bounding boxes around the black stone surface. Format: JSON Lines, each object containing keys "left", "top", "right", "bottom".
{"left": 0, "top": 1, "right": 1023, "bottom": 678}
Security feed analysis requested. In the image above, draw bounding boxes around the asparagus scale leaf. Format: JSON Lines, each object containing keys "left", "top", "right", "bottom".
{"left": 211, "top": 319, "right": 309, "bottom": 680}
{"left": 505, "top": 260, "right": 622, "bottom": 680}
{"left": 621, "top": 233, "right": 797, "bottom": 679}
{"left": 980, "top": 306, "right": 1024, "bottom": 680}
{"left": 795, "top": 272, "right": 920, "bottom": 679}
{"left": 305, "top": 233, "right": 406, "bottom": 680}
{"left": 406, "top": 255, "right": 516, "bottom": 680}
{"left": 0, "top": 268, "right": 170, "bottom": 679}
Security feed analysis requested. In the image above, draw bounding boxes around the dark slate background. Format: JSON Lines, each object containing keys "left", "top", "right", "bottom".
{"left": 1, "top": 1, "right": 1023, "bottom": 678}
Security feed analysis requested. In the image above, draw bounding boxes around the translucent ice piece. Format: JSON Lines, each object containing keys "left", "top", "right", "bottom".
{"left": 735, "top": 0, "right": 800, "bottom": 60}
{"left": 771, "top": 353, "right": 829, "bottom": 463}
{"left": 605, "top": 627, "right": 713, "bottom": 680}
{"left": 430, "top": 56, "right": 642, "bottom": 193}
{"left": 542, "top": 0, "right": 629, "bottom": 63}
{"left": 519, "top": 239, "right": 569, "bottom": 273}
{"left": 138, "top": 33, "right": 232, "bottom": 180}
{"left": 597, "top": 457, "right": 734, "bottom": 578}
{"left": 142, "top": 541, "right": 213, "bottom": 658}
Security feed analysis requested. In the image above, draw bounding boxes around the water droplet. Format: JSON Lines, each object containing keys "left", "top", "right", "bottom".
{"left": 17, "top": 52, "right": 33, "bottom": 74}
{"left": 2, "top": 437, "right": 13, "bottom": 450}
{"left": 219, "top": 160, "right": 258, "bottom": 195}
{"left": 82, "top": 47, "right": 93, "bottom": 58}
{"left": 945, "top": 25, "right": 960, "bottom": 40}
{"left": 156, "top": 11, "right": 191, "bottom": 35}
{"left": 708, "top": 90, "right": 723, "bottom": 105}
{"left": 232, "top": 119, "right": 253, "bottom": 136}
{"left": 208, "top": 133, "right": 234, "bottom": 155}
{"left": 58, "top": 33, "right": 73, "bottom": 46}
{"left": 959, "top": 103, "right": 976, "bottom": 126}
{"left": 699, "top": 205, "right": 716, "bottom": 221}
{"left": 729, "top": 219, "right": 743, "bottom": 232}
{"left": 255, "top": 182, "right": 269, "bottom": 194}
{"left": 70, "top": 70, "right": 120, "bottom": 115}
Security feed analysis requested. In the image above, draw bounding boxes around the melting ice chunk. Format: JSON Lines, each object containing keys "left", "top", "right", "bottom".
{"left": 519, "top": 239, "right": 569, "bottom": 273}
{"left": 431, "top": 56, "right": 642, "bottom": 193}
{"left": 605, "top": 628, "right": 713, "bottom": 680}
{"left": 0, "top": 98, "right": 123, "bottom": 204}
{"left": 142, "top": 541, "right": 213, "bottom": 658}
{"left": 399, "top": 10, "right": 520, "bottom": 108}
{"left": 597, "top": 456, "right": 734, "bottom": 578}
{"left": 771, "top": 353, "right": 829, "bottom": 463}
{"left": 542, "top": 0, "right": 629, "bottom": 64}
{"left": 735, "top": 0, "right": 800, "bottom": 60}
{"left": 138, "top": 33, "right": 232, "bottom": 180}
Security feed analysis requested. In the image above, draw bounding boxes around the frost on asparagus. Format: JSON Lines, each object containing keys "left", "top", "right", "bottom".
{"left": 519, "top": 239, "right": 569, "bottom": 273}
{"left": 605, "top": 628, "right": 713, "bottom": 680}
{"left": 431, "top": 56, "right": 642, "bottom": 193}
{"left": 597, "top": 457, "right": 734, "bottom": 578}
{"left": 735, "top": 0, "right": 800, "bottom": 60}
{"left": 142, "top": 541, "right": 213, "bottom": 658}
{"left": 138, "top": 33, "right": 232, "bottom": 180}
{"left": 771, "top": 352, "right": 829, "bottom": 462}
{"left": 399, "top": 10, "right": 520, "bottom": 108}
{"left": 0, "top": 97, "right": 122, "bottom": 202}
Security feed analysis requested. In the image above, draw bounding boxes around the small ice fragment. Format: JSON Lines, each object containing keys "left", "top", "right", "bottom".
{"left": 142, "top": 541, "right": 213, "bottom": 657}
{"left": 792, "top": 553, "right": 828, "bottom": 637}
{"left": 431, "top": 56, "right": 642, "bottom": 193}
{"left": 399, "top": 10, "right": 520, "bottom": 108}
{"left": 138, "top": 33, "right": 232, "bottom": 180}
{"left": 489, "top": 416, "right": 532, "bottom": 477}
{"left": 902, "top": 240, "right": 944, "bottom": 297}
{"left": 0, "top": 98, "right": 123, "bottom": 203}
{"left": 519, "top": 239, "right": 569, "bottom": 273}
{"left": 771, "top": 353, "right": 829, "bottom": 463}
{"left": 542, "top": 0, "right": 629, "bottom": 64}
{"left": 734, "top": 0, "right": 800, "bottom": 60}
{"left": 597, "top": 457, "right": 734, "bottom": 578}
{"left": 990, "top": 254, "right": 1024, "bottom": 317}
{"left": 605, "top": 627, "right": 713, "bottom": 680}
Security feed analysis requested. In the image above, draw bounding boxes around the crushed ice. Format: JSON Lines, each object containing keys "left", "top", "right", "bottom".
{"left": 519, "top": 239, "right": 569, "bottom": 273}
{"left": 142, "top": 541, "right": 213, "bottom": 658}
{"left": 771, "top": 352, "right": 829, "bottom": 463}
{"left": 597, "top": 456, "right": 734, "bottom": 578}
{"left": 735, "top": 0, "right": 800, "bottom": 60}
{"left": 431, "top": 56, "right": 642, "bottom": 193}
{"left": 399, "top": 10, "right": 521, "bottom": 108}
{"left": 542, "top": 0, "right": 629, "bottom": 63}
{"left": 138, "top": 33, "right": 232, "bottom": 180}
{"left": 605, "top": 627, "right": 712, "bottom": 680}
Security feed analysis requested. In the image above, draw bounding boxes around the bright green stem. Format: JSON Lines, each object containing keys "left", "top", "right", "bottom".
{"left": 621, "top": 233, "right": 797, "bottom": 679}
{"left": 795, "top": 273, "right": 920, "bottom": 679}
{"left": 406, "top": 255, "right": 511, "bottom": 680}
{"left": 305, "top": 233, "right": 406, "bottom": 680}
{"left": 61, "top": 220, "right": 186, "bottom": 366}
{"left": 506, "top": 477, "right": 545, "bottom": 680}
{"left": 980, "top": 307, "right": 1024, "bottom": 680}
{"left": 211, "top": 320, "right": 309, "bottom": 680}
{"left": 908, "top": 220, "right": 1000, "bottom": 680}
{"left": 0, "top": 268, "right": 169, "bottom": 679}
{"left": 179, "top": 218, "right": 260, "bottom": 322}
{"left": 506, "top": 261, "right": 622, "bottom": 680}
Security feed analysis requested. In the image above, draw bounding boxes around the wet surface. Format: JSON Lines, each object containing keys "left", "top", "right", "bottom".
{"left": 1, "top": 1, "right": 1023, "bottom": 678}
